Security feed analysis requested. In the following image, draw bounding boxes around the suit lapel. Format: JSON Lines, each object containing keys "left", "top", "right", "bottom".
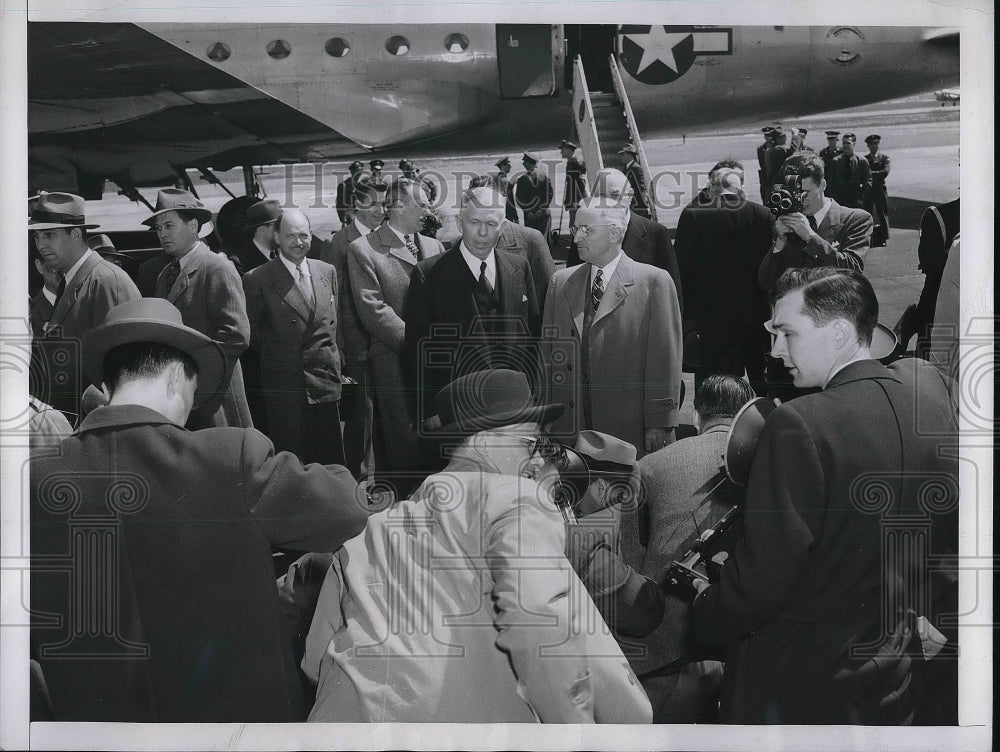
{"left": 167, "top": 243, "right": 208, "bottom": 304}
{"left": 380, "top": 225, "right": 418, "bottom": 266}
{"left": 48, "top": 252, "right": 102, "bottom": 327}
{"left": 495, "top": 250, "right": 521, "bottom": 316}
{"left": 592, "top": 255, "right": 633, "bottom": 326}
{"left": 562, "top": 263, "right": 591, "bottom": 337}
{"left": 275, "top": 260, "right": 313, "bottom": 321}
{"left": 818, "top": 201, "right": 842, "bottom": 239}
{"left": 311, "top": 264, "right": 334, "bottom": 321}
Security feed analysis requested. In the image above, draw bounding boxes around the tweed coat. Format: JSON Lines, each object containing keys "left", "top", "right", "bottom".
{"left": 693, "top": 358, "right": 959, "bottom": 724}
{"left": 347, "top": 224, "right": 443, "bottom": 469}
{"left": 495, "top": 221, "right": 556, "bottom": 310}
{"left": 30, "top": 404, "right": 367, "bottom": 722}
{"left": 401, "top": 245, "right": 540, "bottom": 424}
{"left": 541, "top": 254, "right": 683, "bottom": 457}
{"left": 304, "top": 460, "right": 652, "bottom": 723}
{"left": 154, "top": 242, "right": 252, "bottom": 429}
{"left": 37, "top": 252, "right": 140, "bottom": 414}
{"left": 757, "top": 199, "right": 873, "bottom": 291}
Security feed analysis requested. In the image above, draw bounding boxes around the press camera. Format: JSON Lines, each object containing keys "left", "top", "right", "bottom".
{"left": 767, "top": 175, "right": 806, "bottom": 217}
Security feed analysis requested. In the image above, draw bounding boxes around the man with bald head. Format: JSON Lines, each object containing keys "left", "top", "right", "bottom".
{"left": 243, "top": 208, "right": 346, "bottom": 465}
{"left": 403, "top": 185, "right": 540, "bottom": 432}
{"left": 566, "top": 168, "right": 681, "bottom": 311}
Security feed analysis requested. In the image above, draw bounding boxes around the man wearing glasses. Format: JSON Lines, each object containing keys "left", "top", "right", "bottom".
{"left": 303, "top": 369, "right": 652, "bottom": 723}
{"left": 542, "top": 197, "right": 683, "bottom": 457}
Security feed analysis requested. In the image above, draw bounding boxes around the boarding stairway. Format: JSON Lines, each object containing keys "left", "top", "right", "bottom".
{"left": 570, "top": 54, "right": 658, "bottom": 222}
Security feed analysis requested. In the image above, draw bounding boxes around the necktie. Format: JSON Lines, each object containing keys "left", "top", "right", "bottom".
{"left": 474, "top": 260, "right": 496, "bottom": 314}
{"left": 478, "top": 261, "right": 494, "bottom": 297}
{"left": 404, "top": 234, "right": 423, "bottom": 262}
{"left": 52, "top": 276, "right": 66, "bottom": 307}
{"left": 591, "top": 268, "right": 604, "bottom": 313}
{"left": 297, "top": 265, "right": 313, "bottom": 305}
{"left": 162, "top": 261, "right": 181, "bottom": 294}
{"left": 807, "top": 215, "right": 819, "bottom": 233}
{"left": 269, "top": 249, "right": 277, "bottom": 260}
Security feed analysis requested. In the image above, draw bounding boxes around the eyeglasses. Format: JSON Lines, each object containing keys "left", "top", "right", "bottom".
{"left": 570, "top": 224, "right": 615, "bottom": 238}
{"left": 504, "top": 434, "right": 568, "bottom": 468}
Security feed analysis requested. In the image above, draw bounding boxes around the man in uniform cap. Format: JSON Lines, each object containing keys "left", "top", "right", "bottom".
{"left": 763, "top": 127, "right": 794, "bottom": 195}
{"left": 147, "top": 188, "right": 253, "bottom": 429}
{"left": 819, "top": 131, "right": 843, "bottom": 177}
{"left": 369, "top": 158, "right": 385, "bottom": 182}
{"left": 29, "top": 191, "right": 141, "bottom": 418}
{"left": 618, "top": 143, "right": 651, "bottom": 219}
{"left": 493, "top": 156, "right": 519, "bottom": 223}
{"left": 513, "top": 152, "right": 554, "bottom": 239}
{"left": 863, "top": 135, "right": 891, "bottom": 246}
{"left": 827, "top": 133, "right": 872, "bottom": 208}
{"left": 305, "top": 369, "right": 652, "bottom": 723}
{"left": 30, "top": 297, "right": 366, "bottom": 722}
{"left": 757, "top": 127, "right": 776, "bottom": 201}
{"left": 559, "top": 139, "right": 588, "bottom": 228}
{"left": 336, "top": 160, "right": 365, "bottom": 226}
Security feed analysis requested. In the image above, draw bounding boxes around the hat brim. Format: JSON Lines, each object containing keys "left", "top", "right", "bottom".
{"left": 425, "top": 402, "right": 565, "bottom": 442}
{"left": 142, "top": 207, "right": 214, "bottom": 227}
{"left": 28, "top": 221, "right": 101, "bottom": 231}
{"left": 82, "top": 318, "right": 228, "bottom": 408}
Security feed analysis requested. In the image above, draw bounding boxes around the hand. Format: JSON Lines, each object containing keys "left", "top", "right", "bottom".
{"left": 421, "top": 414, "right": 442, "bottom": 431}
{"left": 645, "top": 427, "right": 675, "bottom": 454}
{"left": 780, "top": 212, "right": 814, "bottom": 241}
{"left": 692, "top": 577, "right": 711, "bottom": 595}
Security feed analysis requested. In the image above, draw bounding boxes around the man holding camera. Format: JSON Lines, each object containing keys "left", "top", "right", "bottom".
{"left": 693, "top": 268, "right": 959, "bottom": 724}
{"left": 757, "top": 153, "right": 873, "bottom": 293}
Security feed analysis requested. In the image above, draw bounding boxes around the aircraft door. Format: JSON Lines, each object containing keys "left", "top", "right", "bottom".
{"left": 496, "top": 25, "right": 555, "bottom": 98}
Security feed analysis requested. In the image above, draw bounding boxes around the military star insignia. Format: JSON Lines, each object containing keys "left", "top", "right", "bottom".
{"left": 623, "top": 27, "right": 693, "bottom": 74}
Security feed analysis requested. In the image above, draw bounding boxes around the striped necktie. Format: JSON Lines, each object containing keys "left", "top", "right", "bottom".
{"left": 591, "top": 268, "right": 604, "bottom": 313}
{"left": 404, "top": 234, "right": 423, "bottom": 261}
{"left": 162, "top": 261, "right": 181, "bottom": 294}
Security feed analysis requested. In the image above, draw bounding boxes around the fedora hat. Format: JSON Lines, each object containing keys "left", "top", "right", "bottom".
{"left": 245, "top": 199, "right": 283, "bottom": 228}
{"left": 429, "top": 369, "right": 563, "bottom": 439}
{"left": 142, "top": 188, "right": 213, "bottom": 227}
{"left": 28, "top": 192, "right": 100, "bottom": 230}
{"left": 574, "top": 430, "right": 636, "bottom": 473}
{"left": 82, "top": 298, "right": 228, "bottom": 408}
{"left": 723, "top": 397, "right": 777, "bottom": 486}
{"left": 87, "top": 233, "right": 116, "bottom": 252}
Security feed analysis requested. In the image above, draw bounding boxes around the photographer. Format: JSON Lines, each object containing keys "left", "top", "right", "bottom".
{"left": 757, "top": 152, "right": 873, "bottom": 294}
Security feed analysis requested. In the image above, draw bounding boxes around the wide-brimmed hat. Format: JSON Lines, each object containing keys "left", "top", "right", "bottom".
{"left": 142, "top": 188, "right": 213, "bottom": 227}
{"left": 559, "top": 139, "right": 579, "bottom": 150}
{"left": 574, "top": 430, "right": 636, "bottom": 473}
{"left": 245, "top": 199, "right": 283, "bottom": 228}
{"left": 430, "top": 369, "right": 563, "bottom": 438}
{"left": 618, "top": 143, "right": 638, "bottom": 155}
{"left": 87, "top": 233, "right": 116, "bottom": 252}
{"left": 82, "top": 298, "right": 228, "bottom": 407}
{"left": 28, "top": 192, "right": 100, "bottom": 230}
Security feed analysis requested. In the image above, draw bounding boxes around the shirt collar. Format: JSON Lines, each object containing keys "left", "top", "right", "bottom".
{"left": 811, "top": 197, "right": 833, "bottom": 226}
{"left": 177, "top": 241, "right": 207, "bottom": 270}
{"left": 63, "top": 249, "right": 94, "bottom": 285}
{"left": 252, "top": 237, "right": 273, "bottom": 261}
{"left": 352, "top": 217, "right": 373, "bottom": 235}
{"left": 459, "top": 242, "right": 496, "bottom": 284}
{"left": 41, "top": 286, "right": 58, "bottom": 306}
{"left": 385, "top": 223, "right": 413, "bottom": 245}
{"left": 590, "top": 251, "right": 622, "bottom": 285}
{"left": 278, "top": 252, "right": 308, "bottom": 277}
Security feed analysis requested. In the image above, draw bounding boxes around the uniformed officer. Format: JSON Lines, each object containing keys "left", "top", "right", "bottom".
{"left": 757, "top": 127, "right": 775, "bottom": 201}
{"left": 514, "top": 152, "right": 554, "bottom": 238}
{"left": 559, "top": 139, "right": 588, "bottom": 227}
{"left": 369, "top": 158, "right": 385, "bottom": 184}
{"left": 828, "top": 133, "right": 872, "bottom": 209}
{"left": 336, "top": 160, "right": 364, "bottom": 226}
{"left": 618, "top": 143, "right": 651, "bottom": 219}
{"left": 763, "top": 127, "right": 794, "bottom": 194}
{"left": 819, "top": 131, "right": 842, "bottom": 177}
{"left": 493, "top": 157, "right": 519, "bottom": 223}
{"left": 863, "top": 135, "right": 891, "bottom": 247}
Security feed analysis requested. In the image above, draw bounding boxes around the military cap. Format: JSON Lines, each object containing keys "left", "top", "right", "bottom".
{"left": 348, "top": 160, "right": 364, "bottom": 173}
{"left": 369, "top": 158, "right": 385, "bottom": 171}
{"left": 825, "top": 130, "right": 841, "bottom": 138}
{"left": 559, "top": 139, "right": 579, "bottom": 150}
{"left": 617, "top": 143, "right": 638, "bottom": 155}
{"left": 761, "top": 126, "right": 775, "bottom": 134}
{"left": 797, "top": 128, "right": 808, "bottom": 136}
{"left": 864, "top": 134, "right": 881, "bottom": 144}
{"left": 841, "top": 133, "right": 857, "bottom": 142}
{"left": 495, "top": 156, "right": 511, "bottom": 169}
{"left": 522, "top": 152, "right": 539, "bottom": 164}
{"left": 398, "top": 158, "right": 415, "bottom": 171}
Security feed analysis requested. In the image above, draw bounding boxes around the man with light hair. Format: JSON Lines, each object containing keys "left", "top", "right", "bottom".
{"left": 543, "top": 196, "right": 683, "bottom": 457}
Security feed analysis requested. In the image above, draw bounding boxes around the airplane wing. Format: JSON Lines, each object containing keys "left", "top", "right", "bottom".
{"left": 29, "top": 23, "right": 362, "bottom": 194}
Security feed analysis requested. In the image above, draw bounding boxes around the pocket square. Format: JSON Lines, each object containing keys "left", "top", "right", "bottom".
{"left": 522, "top": 294, "right": 528, "bottom": 302}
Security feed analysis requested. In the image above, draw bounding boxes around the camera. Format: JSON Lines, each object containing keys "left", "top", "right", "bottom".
{"left": 664, "top": 502, "right": 744, "bottom": 597}
{"left": 767, "top": 175, "right": 806, "bottom": 217}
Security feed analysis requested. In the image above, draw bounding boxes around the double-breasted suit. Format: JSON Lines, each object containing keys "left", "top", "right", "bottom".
{"left": 154, "top": 242, "right": 252, "bottom": 429}
{"left": 36, "top": 252, "right": 140, "bottom": 416}
{"left": 542, "top": 254, "right": 683, "bottom": 457}
{"left": 347, "top": 224, "right": 443, "bottom": 480}
{"left": 402, "top": 245, "right": 541, "bottom": 426}
{"left": 243, "top": 257, "right": 345, "bottom": 465}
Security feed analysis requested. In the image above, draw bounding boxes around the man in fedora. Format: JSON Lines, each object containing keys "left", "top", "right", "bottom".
{"left": 29, "top": 298, "right": 367, "bottom": 722}
{"left": 148, "top": 188, "right": 253, "bottom": 429}
{"left": 304, "top": 369, "right": 651, "bottom": 723}
{"left": 321, "top": 179, "right": 388, "bottom": 479}
{"left": 229, "top": 198, "right": 282, "bottom": 276}
{"left": 618, "top": 143, "right": 651, "bottom": 219}
{"left": 29, "top": 191, "right": 141, "bottom": 418}
{"left": 243, "top": 208, "right": 346, "bottom": 465}
{"left": 513, "top": 152, "right": 554, "bottom": 239}
{"left": 559, "top": 139, "right": 588, "bottom": 228}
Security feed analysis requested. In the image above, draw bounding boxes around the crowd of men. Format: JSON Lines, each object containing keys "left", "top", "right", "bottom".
{"left": 25, "top": 132, "right": 960, "bottom": 727}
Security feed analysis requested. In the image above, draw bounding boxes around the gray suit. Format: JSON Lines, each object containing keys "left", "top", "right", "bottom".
{"left": 494, "top": 222, "right": 556, "bottom": 310}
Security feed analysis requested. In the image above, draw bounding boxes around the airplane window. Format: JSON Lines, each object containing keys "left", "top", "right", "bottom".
{"left": 206, "top": 42, "right": 231, "bottom": 63}
{"left": 267, "top": 39, "right": 292, "bottom": 60}
{"left": 385, "top": 36, "right": 410, "bottom": 56}
{"left": 325, "top": 37, "right": 351, "bottom": 58}
{"left": 445, "top": 33, "right": 469, "bottom": 53}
